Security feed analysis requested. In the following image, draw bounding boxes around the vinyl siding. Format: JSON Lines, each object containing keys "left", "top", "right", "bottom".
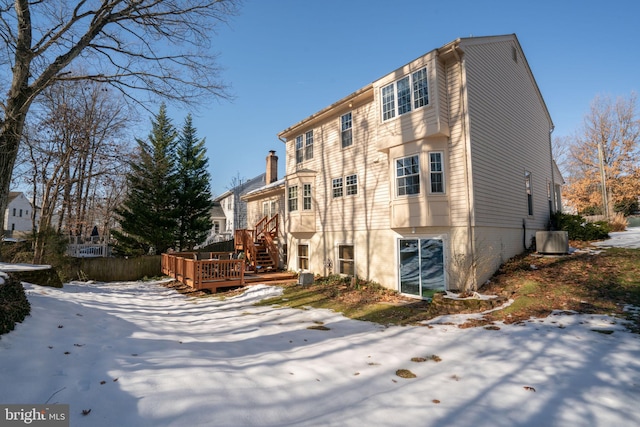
{"left": 285, "top": 97, "right": 391, "bottom": 236}
{"left": 276, "top": 34, "right": 554, "bottom": 292}
{"left": 375, "top": 54, "right": 449, "bottom": 152}
{"left": 443, "top": 56, "right": 473, "bottom": 227}
{"left": 462, "top": 38, "right": 553, "bottom": 230}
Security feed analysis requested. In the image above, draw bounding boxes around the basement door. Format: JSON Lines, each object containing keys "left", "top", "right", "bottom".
{"left": 398, "top": 238, "right": 445, "bottom": 297}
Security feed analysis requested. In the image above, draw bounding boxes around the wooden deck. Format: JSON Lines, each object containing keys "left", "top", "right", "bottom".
{"left": 161, "top": 252, "right": 296, "bottom": 292}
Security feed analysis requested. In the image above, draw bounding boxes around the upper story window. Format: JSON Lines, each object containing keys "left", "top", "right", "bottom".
{"left": 412, "top": 68, "right": 429, "bottom": 108}
{"left": 332, "top": 174, "right": 358, "bottom": 198}
{"left": 305, "top": 130, "right": 314, "bottom": 161}
{"left": 263, "top": 200, "right": 278, "bottom": 217}
{"left": 396, "top": 155, "right": 420, "bottom": 196}
{"left": 381, "top": 67, "right": 429, "bottom": 122}
{"left": 429, "top": 152, "right": 444, "bottom": 193}
{"left": 288, "top": 186, "right": 298, "bottom": 212}
{"left": 295, "top": 136, "right": 303, "bottom": 164}
{"left": 525, "top": 171, "right": 533, "bottom": 215}
{"left": 332, "top": 177, "right": 343, "bottom": 198}
{"left": 303, "top": 183, "right": 312, "bottom": 210}
{"left": 346, "top": 174, "right": 358, "bottom": 196}
{"left": 341, "top": 112, "right": 353, "bottom": 148}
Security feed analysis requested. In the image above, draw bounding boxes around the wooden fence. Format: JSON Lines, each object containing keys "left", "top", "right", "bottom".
{"left": 161, "top": 252, "right": 245, "bottom": 291}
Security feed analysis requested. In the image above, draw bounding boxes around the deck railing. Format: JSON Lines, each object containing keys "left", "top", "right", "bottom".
{"left": 161, "top": 252, "right": 245, "bottom": 290}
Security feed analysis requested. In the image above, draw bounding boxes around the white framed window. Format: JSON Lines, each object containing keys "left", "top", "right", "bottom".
{"left": 381, "top": 67, "right": 429, "bottom": 122}
{"left": 396, "top": 155, "right": 420, "bottom": 196}
{"left": 332, "top": 174, "right": 358, "bottom": 198}
{"left": 288, "top": 186, "right": 298, "bottom": 212}
{"left": 295, "top": 135, "right": 303, "bottom": 164}
{"left": 412, "top": 68, "right": 429, "bottom": 108}
{"left": 429, "top": 152, "right": 444, "bottom": 193}
{"left": 332, "top": 177, "right": 343, "bottom": 198}
{"left": 525, "top": 171, "right": 533, "bottom": 215}
{"left": 346, "top": 174, "right": 358, "bottom": 195}
{"left": 263, "top": 200, "right": 277, "bottom": 217}
{"left": 213, "top": 221, "right": 220, "bottom": 234}
{"left": 337, "top": 244, "right": 354, "bottom": 276}
{"left": 397, "top": 76, "right": 411, "bottom": 115}
{"left": 341, "top": 112, "right": 353, "bottom": 148}
{"left": 304, "top": 130, "right": 314, "bottom": 161}
{"left": 303, "top": 183, "right": 312, "bottom": 210}
{"left": 298, "top": 244, "right": 309, "bottom": 270}
{"left": 381, "top": 84, "right": 396, "bottom": 121}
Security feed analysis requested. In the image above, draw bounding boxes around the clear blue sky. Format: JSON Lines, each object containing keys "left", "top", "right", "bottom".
{"left": 168, "top": 0, "right": 639, "bottom": 196}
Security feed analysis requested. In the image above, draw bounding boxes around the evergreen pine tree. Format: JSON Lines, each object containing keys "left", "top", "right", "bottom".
{"left": 175, "top": 114, "right": 215, "bottom": 251}
{"left": 113, "top": 104, "right": 179, "bottom": 255}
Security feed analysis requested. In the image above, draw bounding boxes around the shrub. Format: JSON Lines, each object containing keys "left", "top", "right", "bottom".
{"left": 608, "top": 212, "right": 628, "bottom": 232}
{"left": 0, "top": 274, "right": 31, "bottom": 336}
{"left": 551, "top": 212, "right": 610, "bottom": 241}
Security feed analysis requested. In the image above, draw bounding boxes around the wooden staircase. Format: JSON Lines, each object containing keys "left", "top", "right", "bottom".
{"left": 234, "top": 214, "right": 279, "bottom": 272}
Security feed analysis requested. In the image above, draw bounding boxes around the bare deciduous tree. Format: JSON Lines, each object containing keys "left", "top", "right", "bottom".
{"left": 563, "top": 93, "right": 640, "bottom": 215}
{"left": 0, "top": 0, "right": 238, "bottom": 237}
{"left": 23, "top": 79, "right": 132, "bottom": 263}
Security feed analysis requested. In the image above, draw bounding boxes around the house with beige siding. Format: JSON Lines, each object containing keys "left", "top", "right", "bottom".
{"left": 246, "top": 34, "right": 560, "bottom": 298}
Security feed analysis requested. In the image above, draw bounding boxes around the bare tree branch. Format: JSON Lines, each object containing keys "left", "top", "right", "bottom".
{"left": 0, "top": 0, "right": 239, "bottom": 241}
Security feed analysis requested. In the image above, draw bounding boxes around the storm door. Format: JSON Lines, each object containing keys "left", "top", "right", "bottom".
{"left": 398, "top": 238, "right": 445, "bottom": 297}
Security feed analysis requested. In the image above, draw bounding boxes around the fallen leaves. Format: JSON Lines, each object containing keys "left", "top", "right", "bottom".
{"left": 411, "top": 354, "right": 441, "bottom": 363}
{"left": 396, "top": 369, "right": 416, "bottom": 379}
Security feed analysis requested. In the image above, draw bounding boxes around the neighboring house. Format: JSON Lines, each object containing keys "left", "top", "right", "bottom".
{"left": 206, "top": 170, "right": 269, "bottom": 244}
{"left": 243, "top": 151, "right": 287, "bottom": 268}
{"left": 246, "top": 34, "right": 562, "bottom": 298}
{"left": 3, "top": 192, "right": 38, "bottom": 238}
{"left": 201, "top": 201, "right": 230, "bottom": 246}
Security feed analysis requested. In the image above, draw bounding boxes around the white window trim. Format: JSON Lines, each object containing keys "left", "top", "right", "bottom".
{"left": 303, "top": 183, "right": 312, "bottom": 211}
{"left": 341, "top": 112, "right": 353, "bottom": 148}
{"left": 428, "top": 151, "right": 445, "bottom": 194}
{"left": 332, "top": 174, "right": 358, "bottom": 198}
{"left": 396, "top": 234, "right": 448, "bottom": 297}
{"left": 381, "top": 66, "right": 429, "bottom": 122}
{"left": 395, "top": 154, "right": 421, "bottom": 198}
{"left": 525, "top": 170, "right": 533, "bottom": 216}
{"left": 336, "top": 242, "right": 355, "bottom": 276}
{"left": 297, "top": 241, "right": 310, "bottom": 272}
{"left": 288, "top": 185, "right": 298, "bottom": 212}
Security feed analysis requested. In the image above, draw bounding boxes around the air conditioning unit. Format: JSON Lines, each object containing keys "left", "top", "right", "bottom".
{"left": 536, "top": 231, "right": 569, "bottom": 255}
{"left": 298, "top": 272, "right": 314, "bottom": 286}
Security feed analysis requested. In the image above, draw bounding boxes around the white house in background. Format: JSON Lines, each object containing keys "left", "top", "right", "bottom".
{"left": 244, "top": 34, "right": 562, "bottom": 298}
{"left": 202, "top": 169, "right": 271, "bottom": 246}
{"left": 3, "top": 192, "right": 38, "bottom": 238}
{"left": 201, "top": 201, "right": 230, "bottom": 246}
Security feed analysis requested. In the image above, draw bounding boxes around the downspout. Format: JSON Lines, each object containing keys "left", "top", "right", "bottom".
{"left": 452, "top": 45, "right": 477, "bottom": 290}
{"left": 548, "top": 125, "right": 556, "bottom": 222}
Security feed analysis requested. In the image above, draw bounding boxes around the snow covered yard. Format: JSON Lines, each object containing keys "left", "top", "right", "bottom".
{"left": 0, "top": 278, "right": 639, "bottom": 427}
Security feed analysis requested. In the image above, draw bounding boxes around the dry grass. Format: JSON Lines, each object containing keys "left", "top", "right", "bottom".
{"left": 254, "top": 246, "right": 640, "bottom": 332}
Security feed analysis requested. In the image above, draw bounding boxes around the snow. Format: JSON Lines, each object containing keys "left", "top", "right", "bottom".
{"left": 592, "top": 226, "right": 640, "bottom": 249}
{"left": 0, "top": 228, "right": 639, "bottom": 426}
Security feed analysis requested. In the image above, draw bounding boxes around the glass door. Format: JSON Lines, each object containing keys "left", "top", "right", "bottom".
{"left": 399, "top": 238, "right": 444, "bottom": 297}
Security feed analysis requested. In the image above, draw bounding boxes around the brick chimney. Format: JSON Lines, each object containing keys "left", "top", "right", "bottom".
{"left": 266, "top": 150, "right": 278, "bottom": 184}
